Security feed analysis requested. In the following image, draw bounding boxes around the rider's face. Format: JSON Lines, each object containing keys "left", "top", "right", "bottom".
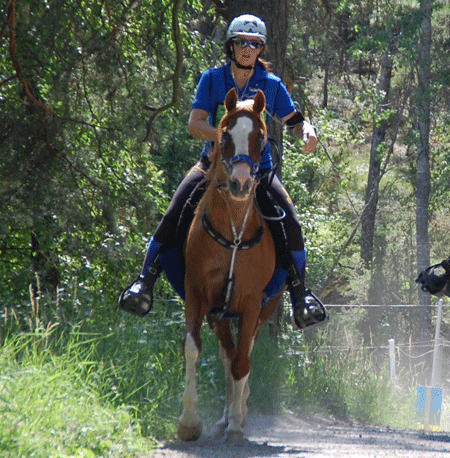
{"left": 232, "top": 35, "right": 264, "bottom": 67}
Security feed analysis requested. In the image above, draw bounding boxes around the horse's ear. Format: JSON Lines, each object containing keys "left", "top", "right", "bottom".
{"left": 253, "top": 90, "right": 266, "bottom": 114}
{"left": 225, "top": 88, "right": 238, "bottom": 112}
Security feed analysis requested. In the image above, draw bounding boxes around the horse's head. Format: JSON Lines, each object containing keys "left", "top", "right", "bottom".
{"left": 216, "top": 88, "right": 267, "bottom": 200}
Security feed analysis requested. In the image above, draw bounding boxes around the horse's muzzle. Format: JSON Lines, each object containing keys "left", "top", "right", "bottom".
{"left": 228, "top": 162, "right": 254, "bottom": 200}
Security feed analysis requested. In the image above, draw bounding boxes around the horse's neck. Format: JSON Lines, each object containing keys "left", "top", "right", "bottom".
{"left": 200, "top": 185, "right": 259, "bottom": 237}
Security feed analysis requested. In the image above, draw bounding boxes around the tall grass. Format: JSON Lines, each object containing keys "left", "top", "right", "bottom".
{"left": 0, "top": 329, "right": 147, "bottom": 458}
{"left": 0, "top": 284, "right": 424, "bottom": 457}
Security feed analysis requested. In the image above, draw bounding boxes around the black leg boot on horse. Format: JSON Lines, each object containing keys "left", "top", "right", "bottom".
{"left": 257, "top": 174, "right": 328, "bottom": 331}
{"left": 288, "top": 249, "right": 328, "bottom": 330}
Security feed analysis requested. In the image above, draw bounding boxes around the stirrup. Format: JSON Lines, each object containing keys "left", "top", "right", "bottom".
{"left": 416, "top": 260, "right": 450, "bottom": 296}
{"left": 119, "top": 278, "right": 153, "bottom": 317}
{"left": 119, "top": 261, "right": 161, "bottom": 317}
{"left": 293, "top": 290, "right": 328, "bottom": 331}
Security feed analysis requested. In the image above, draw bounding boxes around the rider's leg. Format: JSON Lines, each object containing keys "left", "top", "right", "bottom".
{"left": 264, "top": 175, "right": 328, "bottom": 330}
{"left": 119, "top": 160, "right": 209, "bottom": 316}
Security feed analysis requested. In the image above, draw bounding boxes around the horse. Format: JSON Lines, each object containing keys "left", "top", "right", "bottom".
{"left": 177, "top": 88, "right": 285, "bottom": 443}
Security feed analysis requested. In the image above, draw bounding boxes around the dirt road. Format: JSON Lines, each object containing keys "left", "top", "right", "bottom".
{"left": 149, "top": 414, "right": 450, "bottom": 457}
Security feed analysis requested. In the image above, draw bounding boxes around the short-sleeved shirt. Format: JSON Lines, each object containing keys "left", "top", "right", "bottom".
{"left": 192, "top": 62, "right": 296, "bottom": 171}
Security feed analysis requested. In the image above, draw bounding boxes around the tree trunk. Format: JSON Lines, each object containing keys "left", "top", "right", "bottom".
{"left": 223, "top": 0, "right": 289, "bottom": 166}
{"left": 416, "top": 0, "right": 432, "bottom": 338}
{"left": 322, "top": 47, "right": 329, "bottom": 108}
{"left": 357, "top": 51, "right": 392, "bottom": 342}
{"left": 360, "top": 52, "right": 393, "bottom": 274}
{"left": 222, "top": 0, "right": 290, "bottom": 337}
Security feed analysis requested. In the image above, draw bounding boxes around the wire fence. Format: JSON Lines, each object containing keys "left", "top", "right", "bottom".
{"left": 315, "top": 303, "right": 450, "bottom": 390}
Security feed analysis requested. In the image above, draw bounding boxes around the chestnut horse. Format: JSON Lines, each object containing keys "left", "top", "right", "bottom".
{"left": 178, "top": 88, "right": 284, "bottom": 442}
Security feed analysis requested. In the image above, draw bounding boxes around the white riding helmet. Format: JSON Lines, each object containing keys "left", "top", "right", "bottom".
{"left": 226, "top": 14, "right": 267, "bottom": 44}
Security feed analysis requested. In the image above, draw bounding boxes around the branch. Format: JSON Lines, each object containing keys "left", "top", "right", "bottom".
{"left": 210, "top": 0, "right": 228, "bottom": 17}
{"left": 142, "top": 0, "right": 184, "bottom": 141}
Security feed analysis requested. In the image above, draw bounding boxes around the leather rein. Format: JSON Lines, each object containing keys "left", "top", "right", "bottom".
{"left": 202, "top": 153, "right": 265, "bottom": 319}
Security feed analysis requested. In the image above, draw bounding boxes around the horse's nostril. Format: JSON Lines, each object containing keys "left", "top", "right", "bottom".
{"left": 229, "top": 178, "right": 241, "bottom": 194}
{"left": 229, "top": 177, "right": 253, "bottom": 199}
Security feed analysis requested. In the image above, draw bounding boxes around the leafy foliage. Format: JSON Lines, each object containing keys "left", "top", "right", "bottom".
{"left": 1, "top": 0, "right": 450, "bottom": 448}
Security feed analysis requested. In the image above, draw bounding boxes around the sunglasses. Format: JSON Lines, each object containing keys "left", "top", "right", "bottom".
{"left": 232, "top": 38, "right": 264, "bottom": 50}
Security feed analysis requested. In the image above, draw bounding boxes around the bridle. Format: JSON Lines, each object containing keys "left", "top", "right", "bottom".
{"left": 204, "top": 112, "right": 267, "bottom": 319}
{"left": 224, "top": 153, "right": 260, "bottom": 177}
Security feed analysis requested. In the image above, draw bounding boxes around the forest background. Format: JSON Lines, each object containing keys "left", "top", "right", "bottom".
{"left": 2, "top": 0, "right": 450, "bottom": 334}
{"left": 1, "top": 0, "right": 450, "bottom": 455}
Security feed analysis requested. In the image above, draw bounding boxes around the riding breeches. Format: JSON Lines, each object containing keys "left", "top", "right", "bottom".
{"left": 257, "top": 174, "right": 305, "bottom": 252}
{"left": 153, "top": 158, "right": 209, "bottom": 249}
{"left": 152, "top": 159, "right": 305, "bottom": 253}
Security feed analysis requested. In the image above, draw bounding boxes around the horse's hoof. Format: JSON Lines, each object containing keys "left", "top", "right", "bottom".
{"left": 177, "top": 421, "right": 202, "bottom": 441}
{"left": 213, "top": 421, "right": 227, "bottom": 439}
{"left": 226, "top": 429, "right": 245, "bottom": 443}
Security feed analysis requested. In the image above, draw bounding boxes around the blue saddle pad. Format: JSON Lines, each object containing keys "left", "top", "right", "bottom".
{"left": 158, "top": 246, "right": 287, "bottom": 308}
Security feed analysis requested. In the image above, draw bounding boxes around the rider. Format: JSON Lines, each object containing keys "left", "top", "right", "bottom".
{"left": 119, "top": 14, "right": 328, "bottom": 330}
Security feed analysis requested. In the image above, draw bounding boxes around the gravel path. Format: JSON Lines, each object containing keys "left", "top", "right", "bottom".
{"left": 149, "top": 413, "right": 450, "bottom": 457}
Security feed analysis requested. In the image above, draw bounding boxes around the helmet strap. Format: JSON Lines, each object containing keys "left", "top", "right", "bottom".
{"left": 232, "top": 57, "right": 255, "bottom": 70}
{"left": 228, "top": 45, "right": 256, "bottom": 70}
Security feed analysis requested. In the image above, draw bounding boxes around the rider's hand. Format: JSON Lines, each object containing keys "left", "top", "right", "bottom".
{"left": 302, "top": 123, "right": 318, "bottom": 153}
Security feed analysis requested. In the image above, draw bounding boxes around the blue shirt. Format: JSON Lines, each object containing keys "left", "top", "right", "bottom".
{"left": 191, "top": 62, "right": 296, "bottom": 170}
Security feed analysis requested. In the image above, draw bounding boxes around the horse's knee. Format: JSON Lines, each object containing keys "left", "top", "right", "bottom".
{"left": 183, "top": 328, "right": 202, "bottom": 354}
{"left": 184, "top": 332, "right": 201, "bottom": 360}
{"left": 231, "top": 357, "right": 250, "bottom": 381}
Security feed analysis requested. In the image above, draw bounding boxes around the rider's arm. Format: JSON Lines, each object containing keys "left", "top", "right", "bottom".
{"left": 188, "top": 108, "right": 219, "bottom": 143}
{"left": 283, "top": 111, "right": 318, "bottom": 153}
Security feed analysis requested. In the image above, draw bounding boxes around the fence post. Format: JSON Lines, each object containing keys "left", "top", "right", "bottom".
{"left": 389, "top": 338, "right": 396, "bottom": 388}
{"left": 431, "top": 298, "right": 444, "bottom": 388}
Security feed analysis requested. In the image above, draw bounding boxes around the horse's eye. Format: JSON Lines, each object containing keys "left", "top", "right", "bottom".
{"left": 220, "top": 131, "right": 234, "bottom": 159}
{"left": 258, "top": 134, "right": 266, "bottom": 151}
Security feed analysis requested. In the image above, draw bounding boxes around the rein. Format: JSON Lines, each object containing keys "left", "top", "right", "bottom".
{"left": 203, "top": 177, "right": 264, "bottom": 319}
{"left": 202, "top": 88, "right": 268, "bottom": 319}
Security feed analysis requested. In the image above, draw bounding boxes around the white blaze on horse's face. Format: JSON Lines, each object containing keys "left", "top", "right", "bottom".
{"left": 227, "top": 116, "right": 255, "bottom": 200}
{"left": 229, "top": 116, "right": 254, "bottom": 157}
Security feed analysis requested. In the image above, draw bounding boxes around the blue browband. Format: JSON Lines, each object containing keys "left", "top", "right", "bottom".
{"left": 229, "top": 154, "right": 259, "bottom": 175}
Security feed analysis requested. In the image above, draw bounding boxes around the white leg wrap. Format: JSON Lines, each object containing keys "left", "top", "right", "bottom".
{"left": 226, "top": 373, "right": 250, "bottom": 434}
{"left": 217, "top": 342, "right": 233, "bottom": 427}
{"left": 179, "top": 333, "right": 200, "bottom": 427}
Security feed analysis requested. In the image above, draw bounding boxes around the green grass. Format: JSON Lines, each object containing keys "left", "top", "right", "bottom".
{"left": 0, "top": 290, "right": 424, "bottom": 457}
{"left": 0, "top": 329, "right": 148, "bottom": 458}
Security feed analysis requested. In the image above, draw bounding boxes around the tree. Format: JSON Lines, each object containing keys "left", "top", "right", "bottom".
{"left": 360, "top": 53, "right": 394, "bottom": 271}
{"left": 219, "top": 0, "right": 290, "bottom": 171}
{"left": 415, "top": 0, "right": 433, "bottom": 335}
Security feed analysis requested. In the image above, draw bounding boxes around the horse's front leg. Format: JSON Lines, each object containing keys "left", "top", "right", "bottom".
{"left": 241, "top": 335, "right": 255, "bottom": 425}
{"left": 226, "top": 309, "right": 259, "bottom": 442}
{"left": 178, "top": 328, "right": 202, "bottom": 441}
{"left": 213, "top": 320, "right": 237, "bottom": 438}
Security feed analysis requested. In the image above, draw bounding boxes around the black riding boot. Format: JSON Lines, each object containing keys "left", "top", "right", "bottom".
{"left": 289, "top": 249, "right": 328, "bottom": 331}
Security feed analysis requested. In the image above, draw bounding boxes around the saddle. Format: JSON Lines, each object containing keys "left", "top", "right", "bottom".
{"left": 176, "top": 178, "right": 290, "bottom": 270}
{"left": 156, "top": 178, "right": 289, "bottom": 308}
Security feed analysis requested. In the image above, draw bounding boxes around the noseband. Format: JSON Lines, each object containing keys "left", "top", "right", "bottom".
{"left": 228, "top": 154, "right": 260, "bottom": 176}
